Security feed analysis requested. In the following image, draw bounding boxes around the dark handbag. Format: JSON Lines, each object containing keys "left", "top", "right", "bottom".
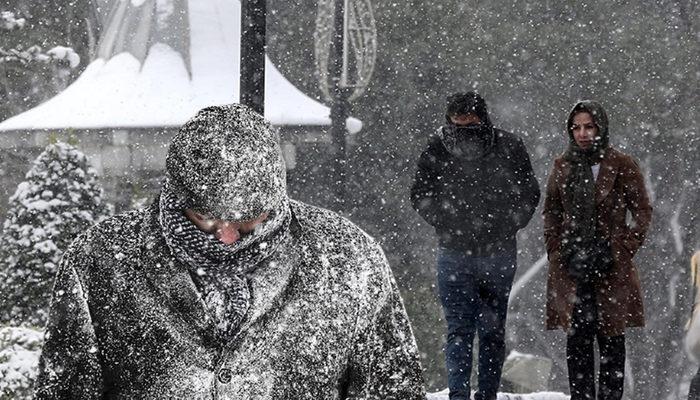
{"left": 563, "top": 237, "right": 614, "bottom": 283}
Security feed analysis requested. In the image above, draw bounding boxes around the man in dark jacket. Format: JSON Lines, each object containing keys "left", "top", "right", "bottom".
{"left": 411, "top": 92, "right": 540, "bottom": 400}
{"left": 35, "top": 104, "right": 426, "bottom": 399}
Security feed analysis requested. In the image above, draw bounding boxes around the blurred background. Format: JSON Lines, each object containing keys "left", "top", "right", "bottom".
{"left": 0, "top": 0, "right": 698, "bottom": 398}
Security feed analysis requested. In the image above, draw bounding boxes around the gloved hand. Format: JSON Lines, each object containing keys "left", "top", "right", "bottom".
{"left": 562, "top": 238, "right": 613, "bottom": 283}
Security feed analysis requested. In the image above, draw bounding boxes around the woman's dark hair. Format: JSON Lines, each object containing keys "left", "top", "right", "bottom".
{"left": 565, "top": 100, "right": 610, "bottom": 150}
{"left": 567, "top": 103, "right": 597, "bottom": 132}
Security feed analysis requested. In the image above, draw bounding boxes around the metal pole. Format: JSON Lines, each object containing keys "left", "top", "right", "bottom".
{"left": 330, "top": 0, "right": 349, "bottom": 207}
{"left": 240, "top": 0, "right": 266, "bottom": 115}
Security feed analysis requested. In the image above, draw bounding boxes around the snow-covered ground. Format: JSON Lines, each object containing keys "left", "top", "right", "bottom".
{"left": 426, "top": 390, "right": 569, "bottom": 400}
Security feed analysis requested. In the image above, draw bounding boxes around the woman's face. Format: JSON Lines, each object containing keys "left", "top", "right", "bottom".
{"left": 184, "top": 210, "right": 269, "bottom": 245}
{"left": 570, "top": 112, "right": 599, "bottom": 150}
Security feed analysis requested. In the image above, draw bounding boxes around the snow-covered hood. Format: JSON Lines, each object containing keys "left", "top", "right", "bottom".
{"left": 165, "top": 104, "right": 287, "bottom": 222}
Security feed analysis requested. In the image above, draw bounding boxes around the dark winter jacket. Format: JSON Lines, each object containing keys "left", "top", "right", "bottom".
{"left": 35, "top": 104, "right": 426, "bottom": 400}
{"left": 411, "top": 127, "right": 540, "bottom": 255}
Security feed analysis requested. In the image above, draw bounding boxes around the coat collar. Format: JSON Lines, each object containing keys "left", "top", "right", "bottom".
{"left": 137, "top": 203, "right": 300, "bottom": 344}
{"left": 594, "top": 148, "right": 620, "bottom": 204}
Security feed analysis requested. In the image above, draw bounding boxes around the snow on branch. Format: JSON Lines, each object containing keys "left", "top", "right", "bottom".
{"left": 1, "top": 11, "right": 80, "bottom": 68}
{"left": 46, "top": 46, "right": 81, "bottom": 68}
{"left": 0, "top": 327, "right": 43, "bottom": 398}
{"left": 1, "top": 11, "right": 26, "bottom": 30}
{"left": 0, "top": 45, "right": 80, "bottom": 68}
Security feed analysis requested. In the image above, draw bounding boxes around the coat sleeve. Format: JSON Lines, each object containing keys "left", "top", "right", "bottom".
{"left": 34, "top": 239, "right": 104, "bottom": 400}
{"left": 618, "top": 157, "right": 653, "bottom": 256}
{"left": 343, "top": 245, "right": 426, "bottom": 400}
{"left": 510, "top": 136, "right": 541, "bottom": 230}
{"left": 410, "top": 137, "right": 444, "bottom": 228}
{"left": 543, "top": 160, "right": 564, "bottom": 258}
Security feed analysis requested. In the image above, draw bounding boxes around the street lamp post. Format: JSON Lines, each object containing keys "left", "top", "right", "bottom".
{"left": 240, "top": 0, "right": 266, "bottom": 115}
{"left": 315, "top": 0, "right": 377, "bottom": 210}
{"left": 330, "top": 0, "right": 349, "bottom": 206}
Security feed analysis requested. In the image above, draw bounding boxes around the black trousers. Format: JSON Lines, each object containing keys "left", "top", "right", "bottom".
{"left": 567, "top": 283, "right": 626, "bottom": 400}
{"left": 689, "top": 366, "right": 700, "bottom": 399}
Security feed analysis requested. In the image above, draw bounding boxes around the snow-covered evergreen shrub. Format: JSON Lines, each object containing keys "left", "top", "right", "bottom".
{"left": 0, "top": 326, "right": 43, "bottom": 400}
{"left": 0, "top": 142, "right": 112, "bottom": 328}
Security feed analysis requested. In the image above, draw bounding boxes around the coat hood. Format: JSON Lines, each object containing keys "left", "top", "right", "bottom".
{"left": 566, "top": 100, "right": 609, "bottom": 149}
{"left": 444, "top": 91, "right": 493, "bottom": 127}
{"left": 165, "top": 104, "right": 287, "bottom": 221}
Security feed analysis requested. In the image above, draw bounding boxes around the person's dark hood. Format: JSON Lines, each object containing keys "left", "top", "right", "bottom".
{"left": 566, "top": 100, "right": 609, "bottom": 149}
{"left": 165, "top": 104, "right": 288, "bottom": 222}
{"left": 444, "top": 91, "right": 493, "bottom": 127}
{"left": 441, "top": 92, "right": 495, "bottom": 159}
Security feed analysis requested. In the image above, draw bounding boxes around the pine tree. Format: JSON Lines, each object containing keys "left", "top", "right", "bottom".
{"left": 0, "top": 141, "right": 112, "bottom": 328}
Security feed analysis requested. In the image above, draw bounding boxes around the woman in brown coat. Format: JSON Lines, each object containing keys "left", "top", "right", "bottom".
{"left": 543, "top": 100, "right": 652, "bottom": 400}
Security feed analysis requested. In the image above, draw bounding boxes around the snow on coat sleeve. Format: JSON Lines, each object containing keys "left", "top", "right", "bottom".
{"left": 508, "top": 135, "right": 541, "bottom": 230}
{"left": 411, "top": 135, "right": 444, "bottom": 228}
{"left": 34, "top": 234, "right": 103, "bottom": 400}
{"left": 617, "top": 156, "right": 652, "bottom": 256}
{"left": 543, "top": 159, "right": 564, "bottom": 258}
{"left": 343, "top": 241, "right": 426, "bottom": 400}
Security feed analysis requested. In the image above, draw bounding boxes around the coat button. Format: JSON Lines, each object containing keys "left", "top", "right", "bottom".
{"left": 217, "top": 368, "right": 232, "bottom": 384}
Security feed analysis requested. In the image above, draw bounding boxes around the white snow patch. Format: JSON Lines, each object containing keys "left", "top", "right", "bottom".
{"left": 427, "top": 390, "right": 569, "bottom": 400}
{"left": 1, "top": 11, "right": 26, "bottom": 30}
{"left": 0, "top": 327, "right": 43, "bottom": 396}
{"left": 509, "top": 254, "right": 547, "bottom": 303}
{"left": 670, "top": 196, "right": 684, "bottom": 255}
{"left": 33, "top": 240, "right": 58, "bottom": 254}
{"left": 47, "top": 46, "right": 81, "bottom": 69}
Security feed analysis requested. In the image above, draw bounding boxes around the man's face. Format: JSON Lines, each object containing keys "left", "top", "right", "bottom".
{"left": 570, "top": 112, "right": 599, "bottom": 150}
{"left": 449, "top": 113, "right": 481, "bottom": 126}
{"left": 184, "top": 209, "right": 269, "bottom": 245}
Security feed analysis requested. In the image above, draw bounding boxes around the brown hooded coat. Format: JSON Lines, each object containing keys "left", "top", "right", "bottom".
{"left": 543, "top": 101, "right": 653, "bottom": 337}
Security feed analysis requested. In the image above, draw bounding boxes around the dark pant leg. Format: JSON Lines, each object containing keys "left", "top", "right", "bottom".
{"left": 437, "top": 248, "right": 479, "bottom": 400}
{"left": 474, "top": 251, "right": 517, "bottom": 400}
{"left": 689, "top": 367, "right": 700, "bottom": 400}
{"left": 567, "top": 283, "right": 597, "bottom": 400}
{"left": 597, "top": 334, "right": 625, "bottom": 400}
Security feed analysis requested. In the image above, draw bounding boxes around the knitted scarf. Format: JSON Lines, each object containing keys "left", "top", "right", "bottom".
{"left": 158, "top": 180, "right": 291, "bottom": 340}
{"left": 440, "top": 124, "right": 495, "bottom": 161}
{"left": 562, "top": 142, "right": 604, "bottom": 244}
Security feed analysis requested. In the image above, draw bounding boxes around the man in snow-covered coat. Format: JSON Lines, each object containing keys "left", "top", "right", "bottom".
{"left": 410, "top": 92, "right": 540, "bottom": 400}
{"left": 35, "top": 104, "right": 426, "bottom": 399}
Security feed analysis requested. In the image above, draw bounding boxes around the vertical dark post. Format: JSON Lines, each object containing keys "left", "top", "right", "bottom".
{"left": 240, "top": 0, "right": 266, "bottom": 115}
{"left": 330, "top": 0, "right": 349, "bottom": 207}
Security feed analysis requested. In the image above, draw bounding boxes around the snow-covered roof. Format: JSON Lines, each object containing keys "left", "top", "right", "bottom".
{"left": 0, "top": 0, "right": 361, "bottom": 133}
